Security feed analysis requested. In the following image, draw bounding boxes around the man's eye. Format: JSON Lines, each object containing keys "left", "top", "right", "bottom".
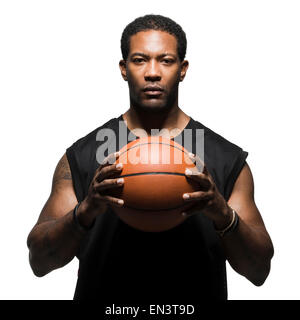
{"left": 133, "top": 58, "right": 145, "bottom": 63}
{"left": 162, "top": 59, "right": 174, "bottom": 64}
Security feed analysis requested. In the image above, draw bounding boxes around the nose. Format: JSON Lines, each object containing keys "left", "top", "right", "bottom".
{"left": 144, "top": 60, "right": 161, "bottom": 82}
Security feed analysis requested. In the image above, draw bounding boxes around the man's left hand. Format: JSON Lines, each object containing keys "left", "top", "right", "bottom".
{"left": 182, "top": 153, "right": 232, "bottom": 229}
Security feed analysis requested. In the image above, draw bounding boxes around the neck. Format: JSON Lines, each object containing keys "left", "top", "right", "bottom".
{"left": 122, "top": 104, "right": 190, "bottom": 138}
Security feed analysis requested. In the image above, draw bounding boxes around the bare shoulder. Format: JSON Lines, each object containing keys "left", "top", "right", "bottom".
{"left": 229, "top": 162, "right": 266, "bottom": 227}
{"left": 36, "top": 153, "right": 77, "bottom": 223}
{"left": 51, "top": 153, "right": 73, "bottom": 192}
{"left": 231, "top": 162, "right": 255, "bottom": 198}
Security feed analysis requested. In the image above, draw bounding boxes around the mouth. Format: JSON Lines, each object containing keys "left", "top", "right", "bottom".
{"left": 143, "top": 86, "right": 164, "bottom": 96}
{"left": 144, "top": 91, "right": 163, "bottom": 96}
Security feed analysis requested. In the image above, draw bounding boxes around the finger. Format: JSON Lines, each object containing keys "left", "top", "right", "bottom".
{"left": 99, "top": 194, "right": 124, "bottom": 207}
{"left": 94, "top": 177, "right": 124, "bottom": 191}
{"left": 188, "top": 153, "right": 205, "bottom": 173}
{"left": 184, "top": 170, "right": 211, "bottom": 190}
{"left": 94, "top": 152, "right": 120, "bottom": 181}
{"left": 95, "top": 162, "right": 123, "bottom": 182}
{"left": 183, "top": 190, "right": 214, "bottom": 202}
{"left": 99, "top": 151, "right": 121, "bottom": 168}
{"left": 100, "top": 162, "right": 123, "bottom": 177}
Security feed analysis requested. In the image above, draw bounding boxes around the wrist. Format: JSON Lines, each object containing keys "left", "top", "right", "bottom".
{"left": 213, "top": 204, "right": 233, "bottom": 230}
{"left": 75, "top": 200, "right": 97, "bottom": 230}
{"left": 214, "top": 205, "right": 239, "bottom": 237}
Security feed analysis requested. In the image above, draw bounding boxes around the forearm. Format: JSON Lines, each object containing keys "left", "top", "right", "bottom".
{"left": 220, "top": 215, "right": 274, "bottom": 286}
{"left": 27, "top": 209, "right": 85, "bottom": 277}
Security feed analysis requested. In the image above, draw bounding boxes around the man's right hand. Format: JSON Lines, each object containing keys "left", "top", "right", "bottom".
{"left": 76, "top": 151, "right": 125, "bottom": 228}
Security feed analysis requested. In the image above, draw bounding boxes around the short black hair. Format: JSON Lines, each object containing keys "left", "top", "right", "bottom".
{"left": 121, "top": 14, "right": 187, "bottom": 62}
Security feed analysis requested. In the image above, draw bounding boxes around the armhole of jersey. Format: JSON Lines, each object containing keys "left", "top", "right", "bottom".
{"left": 224, "top": 150, "right": 248, "bottom": 201}
{"left": 66, "top": 146, "right": 85, "bottom": 202}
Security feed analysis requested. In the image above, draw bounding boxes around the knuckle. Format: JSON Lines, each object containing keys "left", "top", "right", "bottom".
{"left": 209, "top": 183, "right": 216, "bottom": 192}
{"left": 100, "top": 157, "right": 108, "bottom": 166}
{"left": 102, "top": 179, "right": 114, "bottom": 187}
{"left": 208, "top": 190, "right": 214, "bottom": 198}
{"left": 94, "top": 173, "right": 103, "bottom": 184}
{"left": 198, "top": 191, "right": 206, "bottom": 200}
{"left": 100, "top": 166, "right": 108, "bottom": 174}
{"left": 107, "top": 156, "right": 116, "bottom": 165}
{"left": 101, "top": 195, "right": 109, "bottom": 203}
{"left": 93, "top": 193, "right": 102, "bottom": 202}
{"left": 206, "top": 199, "right": 214, "bottom": 207}
{"left": 92, "top": 183, "right": 98, "bottom": 193}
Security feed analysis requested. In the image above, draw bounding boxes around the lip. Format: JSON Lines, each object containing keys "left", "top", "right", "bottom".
{"left": 143, "top": 85, "right": 163, "bottom": 91}
{"left": 144, "top": 90, "right": 163, "bottom": 96}
{"left": 143, "top": 86, "right": 164, "bottom": 96}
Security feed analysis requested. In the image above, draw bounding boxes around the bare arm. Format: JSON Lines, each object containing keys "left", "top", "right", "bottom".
{"left": 182, "top": 159, "right": 274, "bottom": 286}
{"left": 27, "top": 152, "right": 124, "bottom": 277}
{"left": 27, "top": 154, "right": 83, "bottom": 277}
{"left": 221, "top": 163, "right": 274, "bottom": 285}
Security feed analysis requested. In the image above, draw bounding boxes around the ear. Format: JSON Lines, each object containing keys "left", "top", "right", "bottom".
{"left": 180, "top": 60, "right": 189, "bottom": 82}
{"left": 119, "top": 60, "right": 127, "bottom": 81}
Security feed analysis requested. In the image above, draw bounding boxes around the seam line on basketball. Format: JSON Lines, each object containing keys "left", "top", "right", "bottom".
{"left": 119, "top": 142, "right": 190, "bottom": 158}
{"left": 119, "top": 172, "right": 186, "bottom": 178}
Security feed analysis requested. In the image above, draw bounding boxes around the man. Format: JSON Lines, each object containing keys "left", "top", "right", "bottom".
{"left": 27, "top": 14, "right": 274, "bottom": 301}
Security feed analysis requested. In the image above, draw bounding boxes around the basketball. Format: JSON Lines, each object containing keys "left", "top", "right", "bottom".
{"left": 110, "top": 136, "right": 199, "bottom": 232}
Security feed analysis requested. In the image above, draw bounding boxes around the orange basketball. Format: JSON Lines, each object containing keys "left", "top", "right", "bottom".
{"left": 110, "top": 136, "right": 199, "bottom": 232}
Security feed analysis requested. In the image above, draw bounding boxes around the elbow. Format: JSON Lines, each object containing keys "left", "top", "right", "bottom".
{"left": 27, "top": 229, "right": 51, "bottom": 277}
{"left": 31, "top": 268, "right": 48, "bottom": 278}
{"left": 28, "top": 250, "right": 49, "bottom": 278}
{"left": 27, "top": 236, "right": 51, "bottom": 278}
{"left": 245, "top": 261, "right": 271, "bottom": 286}
{"left": 30, "top": 260, "right": 49, "bottom": 278}
{"left": 27, "top": 235, "right": 42, "bottom": 277}
{"left": 249, "top": 245, "right": 274, "bottom": 287}
{"left": 249, "top": 268, "right": 270, "bottom": 287}
{"left": 250, "top": 273, "right": 269, "bottom": 287}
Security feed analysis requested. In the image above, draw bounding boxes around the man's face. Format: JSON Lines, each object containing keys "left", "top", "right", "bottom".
{"left": 120, "top": 30, "right": 188, "bottom": 113}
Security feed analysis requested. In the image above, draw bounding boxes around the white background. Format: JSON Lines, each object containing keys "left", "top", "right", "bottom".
{"left": 0, "top": 0, "right": 299, "bottom": 300}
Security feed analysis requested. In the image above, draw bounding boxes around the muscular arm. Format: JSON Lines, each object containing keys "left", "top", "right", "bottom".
{"left": 222, "top": 163, "right": 274, "bottom": 286}
{"left": 27, "top": 154, "right": 83, "bottom": 277}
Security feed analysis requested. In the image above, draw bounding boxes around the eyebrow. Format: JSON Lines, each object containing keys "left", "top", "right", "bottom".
{"left": 130, "top": 52, "right": 177, "bottom": 59}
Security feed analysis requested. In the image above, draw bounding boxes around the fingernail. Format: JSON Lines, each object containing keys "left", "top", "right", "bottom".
{"left": 116, "top": 163, "right": 123, "bottom": 169}
{"left": 117, "top": 178, "right": 124, "bottom": 184}
{"left": 118, "top": 199, "right": 124, "bottom": 205}
{"left": 114, "top": 151, "right": 120, "bottom": 157}
{"left": 183, "top": 193, "right": 190, "bottom": 199}
{"left": 185, "top": 168, "right": 192, "bottom": 175}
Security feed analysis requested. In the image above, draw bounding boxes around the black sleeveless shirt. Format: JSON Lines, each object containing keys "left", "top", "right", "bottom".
{"left": 66, "top": 115, "right": 248, "bottom": 302}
